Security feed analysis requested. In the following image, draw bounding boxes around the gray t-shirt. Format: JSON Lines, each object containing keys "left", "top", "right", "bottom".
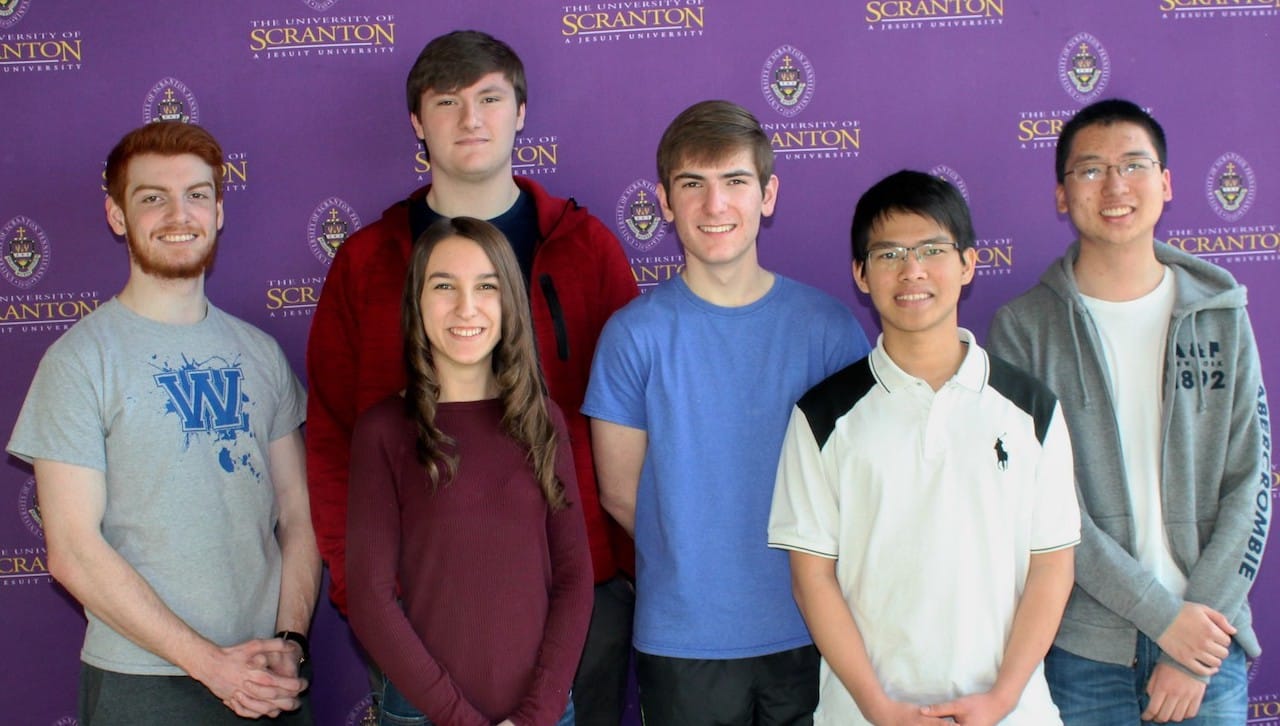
{"left": 7, "top": 298, "right": 305, "bottom": 676}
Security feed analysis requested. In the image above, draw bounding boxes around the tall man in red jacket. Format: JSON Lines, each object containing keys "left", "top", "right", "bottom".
{"left": 305, "top": 30, "right": 640, "bottom": 724}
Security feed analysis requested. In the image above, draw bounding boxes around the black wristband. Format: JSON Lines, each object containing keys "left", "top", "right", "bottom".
{"left": 275, "top": 630, "right": 309, "bottom": 663}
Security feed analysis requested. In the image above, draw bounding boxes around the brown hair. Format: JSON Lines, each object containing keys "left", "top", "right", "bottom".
{"left": 656, "top": 100, "right": 774, "bottom": 191}
{"left": 405, "top": 30, "right": 527, "bottom": 117}
{"left": 105, "top": 122, "right": 224, "bottom": 205}
{"left": 401, "top": 216, "right": 566, "bottom": 509}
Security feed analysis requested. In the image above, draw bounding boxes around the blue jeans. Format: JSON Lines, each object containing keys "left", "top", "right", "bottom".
{"left": 380, "top": 676, "right": 575, "bottom": 726}
{"left": 1044, "top": 635, "right": 1246, "bottom": 725}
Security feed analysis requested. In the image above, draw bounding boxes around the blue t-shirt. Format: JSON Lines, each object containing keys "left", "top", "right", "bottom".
{"left": 583, "top": 274, "right": 869, "bottom": 658}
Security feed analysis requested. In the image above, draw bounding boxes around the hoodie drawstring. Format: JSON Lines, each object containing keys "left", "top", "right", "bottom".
{"left": 1068, "top": 297, "right": 1090, "bottom": 407}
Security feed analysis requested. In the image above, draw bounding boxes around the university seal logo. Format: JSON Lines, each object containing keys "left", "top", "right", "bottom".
{"left": 1058, "top": 33, "right": 1110, "bottom": 103}
{"left": 144, "top": 77, "right": 200, "bottom": 124}
{"left": 303, "top": 0, "right": 342, "bottom": 11}
{"left": 615, "top": 180, "right": 668, "bottom": 252}
{"left": 761, "top": 45, "right": 816, "bottom": 118}
{"left": 928, "top": 165, "right": 970, "bottom": 204}
{"left": 1206, "top": 153, "right": 1256, "bottom": 222}
{"left": 0, "top": 0, "right": 30, "bottom": 28}
{"left": 18, "top": 477, "right": 43, "bottom": 539}
{"left": 1, "top": 216, "right": 51, "bottom": 289}
{"left": 308, "top": 197, "right": 361, "bottom": 266}
{"left": 345, "top": 694, "right": 377, "bottom": 726}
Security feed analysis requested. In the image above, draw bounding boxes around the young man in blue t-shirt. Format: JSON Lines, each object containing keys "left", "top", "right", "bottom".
{"left": 583, "top": 99, "right": 870, "bottom": 724}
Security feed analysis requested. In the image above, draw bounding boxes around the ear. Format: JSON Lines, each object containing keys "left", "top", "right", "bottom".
{"left": 515, "top": 102, "right": 526, "bottom": 133}
{"left": 410, "top": 112, "right": 426, "bottom": 141}
{"left": 105, "top": 196, "right": 127, "bottom": 236}
{"left": 852, "top": 259, "right": 870, "bottom": 294}
{"left": 959, "top": 247, "right": 977, "bottom": 285}
{"left": 760, "top": 174, "right": 779, "bottom": 218}
{"left": 656, "top": 183, "right": 675, "bottom": 223}
{"left": 1161, "top": 166, "right": 1173, "bottom": 203}
{"left": 216, "top": 199, "right": 224, "bottom": 233}
{"left": 1055, "top": 183, "right": 1068, "bottom": 215}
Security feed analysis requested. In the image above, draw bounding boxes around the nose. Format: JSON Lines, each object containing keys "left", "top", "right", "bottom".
{"left": 1102, "top": 165, "right": 1129, "bottom": 192}
{"left": 898, "top": 252, "right": 928, "bottom": 279}
{"left": 459, "top": 99, "right": 481, "bottom": 129}
{"left": 455, "top": 288, "right": 478, "bottom": 317}
{"left": 703, "top": 183, "right": 729, "bottom": 213}
{"left": 163, "top": 197, "right": 190, "bottom": 222}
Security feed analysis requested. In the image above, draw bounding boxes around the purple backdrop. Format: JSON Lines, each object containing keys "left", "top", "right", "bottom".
{"left": 2, "top": 1, "right": 1277, "bottom": 723}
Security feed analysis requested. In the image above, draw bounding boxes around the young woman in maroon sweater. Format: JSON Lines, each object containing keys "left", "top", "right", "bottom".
{"left": 346, "top": 217, "right": 592, "bottom": 726}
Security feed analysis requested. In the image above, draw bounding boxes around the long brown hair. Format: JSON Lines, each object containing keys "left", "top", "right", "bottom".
{"left": 401, "top": 216, "right": 566, "bottom": 509}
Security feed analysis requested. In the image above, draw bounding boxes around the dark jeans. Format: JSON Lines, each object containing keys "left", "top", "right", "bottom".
{"left": 637, "top": 645, "right": 818, "bottom": 726}
{"left": 573, "top": 575, "right": 636, "bottom": 725}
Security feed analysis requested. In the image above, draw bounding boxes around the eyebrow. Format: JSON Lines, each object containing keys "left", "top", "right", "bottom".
{"left": 426, "top": 271, "right": 499, "bottom": 279}
{"left": 1070, "top": 151, "right": 1155, "bottom": 162}
{"left": 868, "top": 235, "right": 952, "bottom": 248}
{"left": 430, "top": 85, "right": 508, "bottom": 97}
{"left": 130, "top": 181, "right": 216, "bottom": 196}
{"left": 672, "top": 168, "right": 755, "bottom": 182}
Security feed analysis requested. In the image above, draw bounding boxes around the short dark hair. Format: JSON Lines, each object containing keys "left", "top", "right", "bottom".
{"left": 850, "top": 170, "right": 975, "bottom": 264}
{"left": 105, "top": 122, "right": 224, "bottom": 205}
{"left": 405, "top": 30, "right": 527, "bottom": 117}
{"left": 656, "top": 100, "right": 774, "bottom": 191}
{"left": 1056, "top": 98, "right": 1167, "bottom": 183}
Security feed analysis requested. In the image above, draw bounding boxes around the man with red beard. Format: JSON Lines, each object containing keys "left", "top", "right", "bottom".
{"left": 7, "top": 122, "right": 321, "bottom": 725}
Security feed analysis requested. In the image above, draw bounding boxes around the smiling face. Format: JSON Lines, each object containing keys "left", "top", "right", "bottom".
{"left": 656, "top": 147, "right": 778, "bottom": 276}
{"left": 106, "top": 153, "right": 223, "bottom": 281}
{"left": 411, "top": 71, "right": 526, "bottom": 185}
{"left": 1056, "top": 121, "right": 1172, "bottom": 253}
{"left": 855, "top": 210, "right": 975, "bottom": 347}
{"left": 419, "top": 235, "right": 503, "bottom": 387}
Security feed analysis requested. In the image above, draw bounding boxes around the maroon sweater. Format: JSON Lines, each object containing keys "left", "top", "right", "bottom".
{"left": 346, "top": 396, "right": 592, "bottom": 726}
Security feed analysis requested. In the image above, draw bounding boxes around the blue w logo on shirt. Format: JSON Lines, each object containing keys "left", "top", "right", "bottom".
{"left": 154, "top": 367, "right": 250, "bottom": 434}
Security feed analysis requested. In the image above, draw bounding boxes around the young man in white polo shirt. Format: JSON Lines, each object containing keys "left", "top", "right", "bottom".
{"left": 768, "top": 170, "right": 1080, "bottom": 725}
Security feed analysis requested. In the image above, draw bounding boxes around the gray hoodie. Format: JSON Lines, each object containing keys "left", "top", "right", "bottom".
{"left": 988, "top": 241, "right": 1272, "bottom": 673}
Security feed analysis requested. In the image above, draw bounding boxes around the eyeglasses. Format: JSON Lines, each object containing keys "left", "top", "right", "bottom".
{"left": 1064, "top": 157, "right": 1161, "bottom": 183}
{"left": 866, "top": 241, "right": 958, "bottom": 268}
